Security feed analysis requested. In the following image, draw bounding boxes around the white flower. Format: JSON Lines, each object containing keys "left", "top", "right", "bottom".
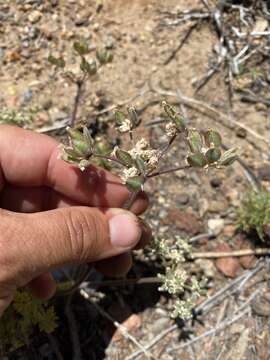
{"left": 172, "top": 298, "right": 193, "bottom": 319}
{"left": 120, "top": 166, "right": 139, "bottom": 183}
{"left": 118, "top": 119, "right": 132, "bottom": 133}
{"left": 129, "top": 138, "right": 149, "bottom": 158}
{"left": 165, "top": 122, "right": 177, "bottom": 137}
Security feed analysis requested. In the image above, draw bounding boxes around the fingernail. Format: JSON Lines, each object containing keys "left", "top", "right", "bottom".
{"left": 109, "top": 213, "right": 142, "bottom": 249}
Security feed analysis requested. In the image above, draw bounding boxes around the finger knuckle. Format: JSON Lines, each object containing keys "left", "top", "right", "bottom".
{"left": 64, "top": 209, "right": 99, "bottom": 263}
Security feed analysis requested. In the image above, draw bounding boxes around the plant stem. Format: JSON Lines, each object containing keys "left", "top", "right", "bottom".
{"left": 147, "top": 164, "right": 191, "bottom": 178}
{"left": 93, "top": 153, "right": 126, "bottom": 167}
{"left": 83, "top": 277, "right": 162, "bottom": 288}
{"left": 70, "top": 74, "right": 87, "bottom": 127}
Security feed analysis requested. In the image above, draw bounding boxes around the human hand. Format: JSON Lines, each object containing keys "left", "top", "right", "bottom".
{"left": 0, "top": 125, "right": 150, "bottom": 316}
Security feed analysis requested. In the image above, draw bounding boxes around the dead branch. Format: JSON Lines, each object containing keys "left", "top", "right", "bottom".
{"left": 191, "top": 248, "right": 270, "bottom": 259}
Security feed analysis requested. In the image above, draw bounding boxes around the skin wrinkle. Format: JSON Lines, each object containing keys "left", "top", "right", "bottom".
{"left": 0, "top": 215, "right": 28, "bottom": 287}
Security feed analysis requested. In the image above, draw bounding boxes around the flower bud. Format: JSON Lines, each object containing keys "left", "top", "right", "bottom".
{"left": 187, "top": 153, "right": 207, "bottom": 167}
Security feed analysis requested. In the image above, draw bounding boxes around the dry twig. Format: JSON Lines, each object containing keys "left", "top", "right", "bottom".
{"left": 191, "top": 247, "right": 270, "bottom": 259}
{"left": 80, "top": 288, "right": 156, "bottom": 359}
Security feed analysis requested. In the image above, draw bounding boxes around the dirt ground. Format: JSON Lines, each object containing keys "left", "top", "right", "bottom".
{"left": 0, "top": 0, "right": 270, "bottom": 359}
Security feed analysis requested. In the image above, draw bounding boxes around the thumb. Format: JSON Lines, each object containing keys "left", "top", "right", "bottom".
{"left": 0, "top": 207, "right": 142, "bottom": 288}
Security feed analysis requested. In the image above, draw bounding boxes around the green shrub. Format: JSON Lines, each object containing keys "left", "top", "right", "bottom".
{"left": 237, "top": 191, "right": 270, "bottom": 241}
{"left": 0, "top": 290, "right": 57, "bottom": 352}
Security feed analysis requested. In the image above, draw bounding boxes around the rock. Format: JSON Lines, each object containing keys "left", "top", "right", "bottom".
{"left": 22, "top": 89, "right": 33, "bottom": 103}
{"left": 235, "top": 235, "right": 256, "bottom": 269}
{"left": 28, "top": 10, "right": 42, "bottom": 24}
{"left": 112, "top": 314, "right": 142, "bottom": 342}
{"left": 224, "top": 328, "right": 249, "bottom": 360}
{"left": 6, "top": 50, "right": 21, "bottom": 62}
{"left": 178, "top": 193, "right": 190, "bottom": 205}
{"left": 105, "top": 35, "right": 116, "bottom": 49}
{"left": 230, "top": 323, "right": 245, "bottom": 334}
{"left": 208, "top": 218, "right": 224, "bottom": 236}
{"left": 42, "top": 98, "right": 53, "bottom": 110}
{"left": 152, "top": 317, "right": 170, "bottom": 335}
{"left": 226, "top": 189, "right": 240, "bottom": 207}
{"left": 75, "top": 14, "right": 90, "bottom": 26}
{"left": 214, "top": 243, "right": 242, "bottom": 278}
{"left": 252, "top": 293, "right": 270, "bottom": 316}
{"left": 208, "top": 200, "right": 228, "bottom": 213}
{"left": 223, "top": 224, "right": 236, "bottom": 238}
{"left": 258, "top": 165, "right": 270, "bottom": 181}
{"left": 164, "top": 208, "right": 203, "bottom": 235}
{"left": 236, "top": 127, "right": 247, "bottom": 138}
{"left": 210, "top": 177, "right": 222, "bottom": 188}
{"left": 0, "top": 48, "right": 4, "bottom": 60}
{"left": 195, "top": 259, "right": 216, "bottom": 278}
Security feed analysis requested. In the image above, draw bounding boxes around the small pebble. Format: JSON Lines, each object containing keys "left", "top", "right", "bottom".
{"left": 236, "top": 127, "right": 247, "bottom": 138}
{"left": 210, "top": 177, "right": 222, "bottom": 188}
{"left": 178, "top": 193, "right": 190, "bottom": 205}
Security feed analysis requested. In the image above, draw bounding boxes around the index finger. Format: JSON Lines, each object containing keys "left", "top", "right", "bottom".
{"left": 0, "top": 125, "right": 148, "bottom": 211}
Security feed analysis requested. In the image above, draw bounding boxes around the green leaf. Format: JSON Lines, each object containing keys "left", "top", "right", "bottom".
{"left": 64, "top": 147, "right": 82, "bottom": 159}
{"left": 96, "top": 48, "right": 113, "bottom": 64}
{"left": 72, "top": 139, "right": 92, "bottom": 157}
{"left": 187, "top": 153, "right": 207, "bottom": 167}
{"left": 83, "top": 126, "right": 94, "bottom": 149}
{"left": 162, "top": 101, "right": 176, "bottom": 119}
{"left": 162, "top": 101, "right": 185, "bottom": 131}
{"left": 173, "top": 115, "right": 186, "bottom": 131}
{"left": 73, "top": 41, "right": 89, "bottom": 56}
{"left": 126, "top": 176, "right": 144, "bottom": 192}
{"left": 66, "top": 127, "right": 84, "bottom": 141}
{"left": 80, "top": 57, "right": 97, "bottom": 75}
{"left": 187, "top": 129, "right": 203, "bottom": 153}
{"left": 115, "top": 110, "right": 126, "bottom": 126}
{"left": 205, "top": 147, "right": 221, "bottom": 164}
{"left": 135, "top": 156, "right": 146, "bottom": 175}
{"left": 218, "top": 148, "right": 238, "bottom": 166}
{"left": 48, "top": 55, "right": 65, "bottom": 68}
{"left": 115, "top": 149, "right": 133, "bottom": 167}
{"left": 204, "top": 129, "right": 222, "bottom": 148}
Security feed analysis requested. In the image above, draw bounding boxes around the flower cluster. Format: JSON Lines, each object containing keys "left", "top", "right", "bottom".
{"left": 153, "top": 236, "right": 205, "bottom": 319}
{"left": 115, "top": 138, "right": 161, "bottom": 185}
